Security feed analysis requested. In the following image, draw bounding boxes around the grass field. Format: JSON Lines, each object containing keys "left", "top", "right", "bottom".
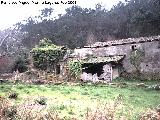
{"left": 0, "top": 79, "right": 160, "bottom": 119}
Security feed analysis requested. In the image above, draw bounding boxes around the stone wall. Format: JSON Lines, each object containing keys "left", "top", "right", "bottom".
{"left": 112, "top": 67, "right": 119, "bottom": 79}
{"left": 99, "top": 64, "right": 112, "bottom": 81}
{"left": 115, "top": 41, "right": 160, "bottom": 73}
{"left": 74, "top": 41, "right": 160, "bottom": 74}
{"left": 81, "top": 63, "right": 112, "bottom": 82}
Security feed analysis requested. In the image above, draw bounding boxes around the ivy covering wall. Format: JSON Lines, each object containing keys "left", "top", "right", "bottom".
{"left": 31, "top": 38, "right": 67, "bottom": 71}
{"left": 130, "top": 49, "right": 145, "bottom": 73}
{"left": 68, "top": 60, "right": 82, "bottom": 79}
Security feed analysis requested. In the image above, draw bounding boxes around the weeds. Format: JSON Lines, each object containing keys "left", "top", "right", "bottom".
{"left": 0, "top": 81, "right": 160, "bottom": 120}
{"left": 85, "top": 95, "right": 124, "bottom": 120}
{"left": 3, "top": 106, "right": 18, "bottom": 120}
{"left": 35, "top": 96, "right": 47, "bottom": 105}
{"left": 50, "top": 104, "right": 67, "bottom": 111}
{"left": 0, "top": 97, "right": 60, "bottom": 120}
{"left": 8, "top": 92, "right": 18, "bottom": 99}
{"left": 140, "top": 108, "right": 160, "bottom": 120}
{"left": 0, "top": 96, "right": 11, "bottom": 119}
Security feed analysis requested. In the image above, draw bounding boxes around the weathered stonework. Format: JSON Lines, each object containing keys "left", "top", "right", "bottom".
{"left": 100, "top": 64, "right": 112, "bottom": 81}
{"left": 72, "top": 35, "right": 160, "bottom": 80}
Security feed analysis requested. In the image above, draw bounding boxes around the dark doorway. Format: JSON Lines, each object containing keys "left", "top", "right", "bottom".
{"left": 82, "top": 62, "right": 106, "bottom": 77}
{"left": 56, "top": 65, "right": 60, "bottom": 74}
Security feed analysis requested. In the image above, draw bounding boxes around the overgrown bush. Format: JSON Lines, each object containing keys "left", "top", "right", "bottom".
{"left": 12, "top": 48, "right": 29, "bottom": 73}
{"left": 38, "top": 38, "right": 53, "bottom": 47}
{"left": 12, "top": 57, "right": 28, "bottom": 73}
{"left": 68, "top": 60, "right": 82, "bottom": 79}
{"left": 31, "top": 38, "right": 67, "bottom": 71}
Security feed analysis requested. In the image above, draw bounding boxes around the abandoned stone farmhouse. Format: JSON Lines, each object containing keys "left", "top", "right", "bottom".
{"left": 67, "top": 35, "right": 160, "bottom": 81}
{"left": 1, "top": 35, "right": 160, "bottom": 81}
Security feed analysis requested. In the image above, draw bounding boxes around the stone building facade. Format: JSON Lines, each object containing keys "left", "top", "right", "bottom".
{"left": 71, "top": 35, "right": 160, "bottom": 81}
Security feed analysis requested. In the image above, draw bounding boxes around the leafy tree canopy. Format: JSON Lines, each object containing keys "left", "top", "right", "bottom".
{"left": 4, "top": 0, "right": 160, "bottom": 49}
{"left": 31, "top": 38, "right": 67, "bottom": 71}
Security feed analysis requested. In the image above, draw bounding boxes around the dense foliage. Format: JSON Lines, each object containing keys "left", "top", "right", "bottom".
{"left": 18, "top": 0, "right": 160, "bottom": 49}
{"left": 31, "top": 38, "right": 67, "bottom": 71}
{"left": 0, "top": 0, "right": 159, "bottom": 74}
{"left": 68, "top": 60, "right": 82, "bottom": 78}
{"left": 12, "top": 57, "right": 28, "bottom": 73}
{"left": 12, "top": 48, "right": 29, "bottom": 73}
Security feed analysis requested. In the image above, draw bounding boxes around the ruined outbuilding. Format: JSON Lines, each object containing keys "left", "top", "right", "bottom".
{"left": 69, "top": 35, "right": 160, "bottom": 81}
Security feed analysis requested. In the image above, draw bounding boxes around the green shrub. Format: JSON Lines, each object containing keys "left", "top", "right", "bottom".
{"left": 31, "top": 38, "right": 67, "bottom": 71}
{"left": 39, "top": 38, "right": 53, "bottom": 47}
{"left": 12, "top": 57, "right": 28, "bottom": 73}
{"left": 68, "top": 60, "right": 82, "bottom": 79}
{"left": 12, "top": 48, "right": 29, "bottom": 73}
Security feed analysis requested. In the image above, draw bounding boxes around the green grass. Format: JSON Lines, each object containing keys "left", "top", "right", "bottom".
{"left": 0, "top": 80, "right": 160, "bottom": 119}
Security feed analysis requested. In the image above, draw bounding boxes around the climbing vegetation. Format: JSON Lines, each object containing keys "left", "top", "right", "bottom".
{"left": 130, "top": 48, "right": 145, "bottom": 73}
{"left": 68, "top": 60, "right": 82, "bottom": 79}
{"left": 31, "top": 38, "right": 67, "bottom": 71}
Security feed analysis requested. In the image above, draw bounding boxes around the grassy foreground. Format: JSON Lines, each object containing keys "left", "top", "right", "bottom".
{"left": 0, "top": 80, "right": 160, "bottom": 119}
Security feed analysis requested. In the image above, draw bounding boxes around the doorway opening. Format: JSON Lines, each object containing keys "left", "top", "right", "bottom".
{"left": 82, "top": 62, "right": 106, "bottom": 77}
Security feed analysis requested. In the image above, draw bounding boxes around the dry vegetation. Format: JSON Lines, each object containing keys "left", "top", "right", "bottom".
{"left": 0, "top": 79, "right": 160, "bottom": 120}
{"left": 0, "top": 95, "right": 126, "bottom": 120}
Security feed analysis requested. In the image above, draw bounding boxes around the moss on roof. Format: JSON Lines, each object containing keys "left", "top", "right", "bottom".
{"left": 78, "top": 55, "right": 124, "bottom": 63}
{"left": 85, "top": 35, "right": 160, "bottom": 48}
